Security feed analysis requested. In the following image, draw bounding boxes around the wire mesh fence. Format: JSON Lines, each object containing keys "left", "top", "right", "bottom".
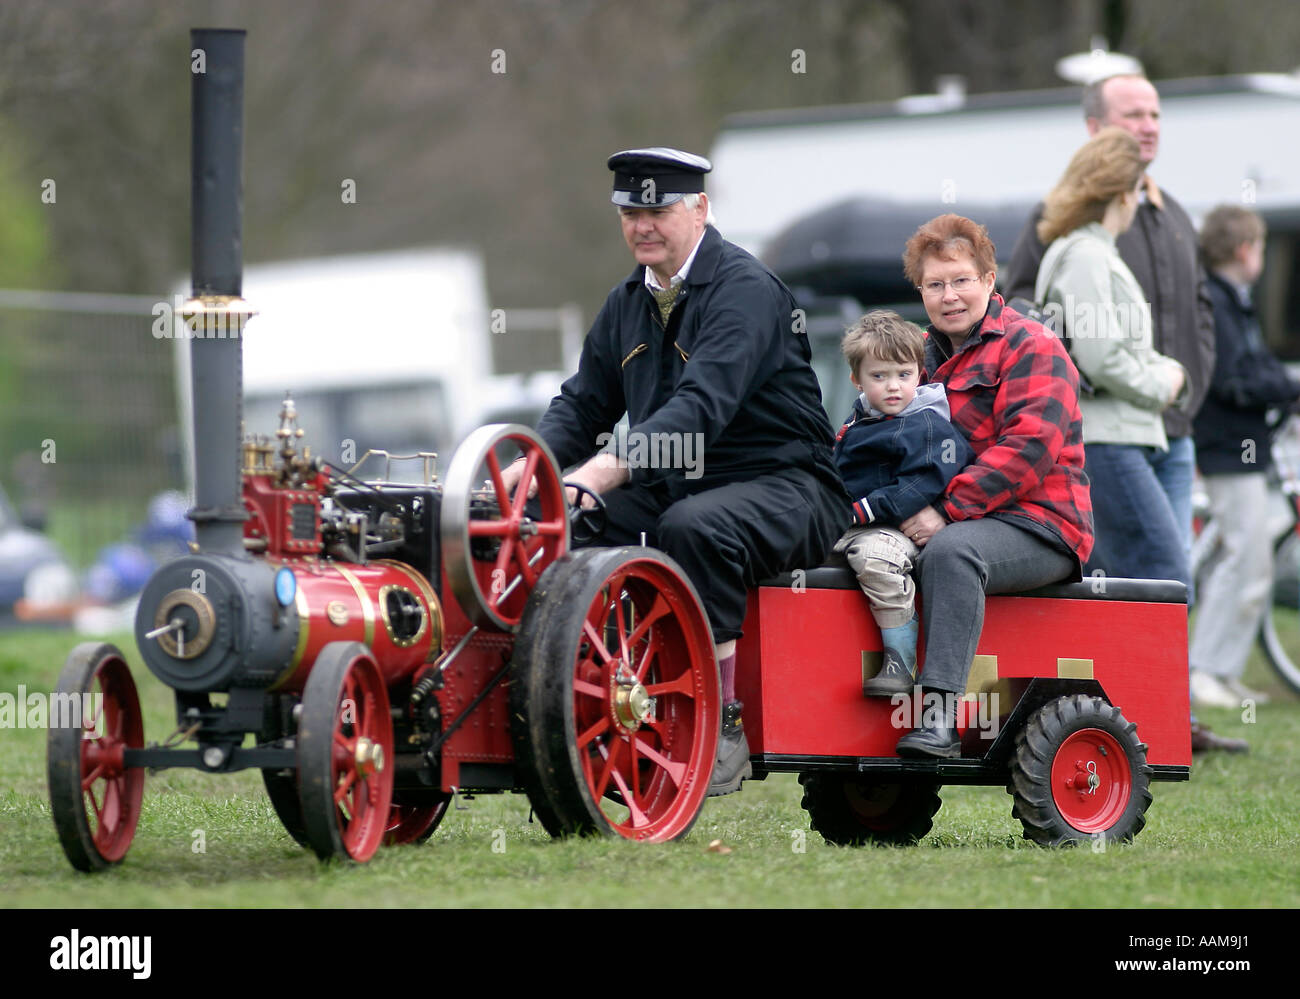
{"left": 0, "top": 290, "right": 183, "bottom": 572}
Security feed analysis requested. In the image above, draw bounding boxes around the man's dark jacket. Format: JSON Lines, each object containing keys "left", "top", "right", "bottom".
{"left": 1002, "top": 183, "right": 1216, "bottom": 438}
{"left": 537, "top": 225, "right": 844, "bottom": 496}
{"left": 1193, "top": 271, "right": 1300, "bottom": 475}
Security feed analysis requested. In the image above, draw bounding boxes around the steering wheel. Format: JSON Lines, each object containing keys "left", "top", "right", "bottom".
{"left": 564, "top": 481, "right": 608, "bottom": 545}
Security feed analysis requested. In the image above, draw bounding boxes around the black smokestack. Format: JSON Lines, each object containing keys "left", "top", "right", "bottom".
{"left": 188, "top": 27, "right": 247, "bottom": 555}
{"left": 191, "top": 28, "right": 244, "bottom": 294}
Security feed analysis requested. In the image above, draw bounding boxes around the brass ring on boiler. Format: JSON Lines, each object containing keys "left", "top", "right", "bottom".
{"left": 153, "top": 588, "right": 217, "bottom": 660}
{"left": 374, "top": 560, "right": 444, "bottom": 661}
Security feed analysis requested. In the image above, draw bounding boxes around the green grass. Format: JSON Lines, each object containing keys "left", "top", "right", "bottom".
{"left": 3, "top": 628, "right": 1299, "bottom": 908}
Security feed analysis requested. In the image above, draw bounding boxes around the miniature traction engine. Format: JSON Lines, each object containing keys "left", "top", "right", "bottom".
{"left": 46, "top": 29, "right": 1193, "bottom": 872}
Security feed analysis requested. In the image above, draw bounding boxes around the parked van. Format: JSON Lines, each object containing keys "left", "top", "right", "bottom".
{"left": 710, "top": 73, "right": 1300, "bottom": 375}
{"left": 174, "top": 247, "right": 495, "bottom": 485}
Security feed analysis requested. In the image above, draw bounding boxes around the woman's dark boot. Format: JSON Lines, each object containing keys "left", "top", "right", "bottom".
{"left": 895, "top": 688, "right": 961, "bottom": 758}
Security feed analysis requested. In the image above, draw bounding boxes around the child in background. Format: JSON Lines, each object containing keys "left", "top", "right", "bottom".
{"left": 832, "top": 311, "right": 973, "bottom": 696}
{"left": 1190, "top": 205, "right": 1300, "bottom": 711}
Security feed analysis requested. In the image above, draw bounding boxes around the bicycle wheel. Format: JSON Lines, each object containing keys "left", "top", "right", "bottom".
{"left": 1189, "top": 516, "right": 1220, "bottom": 603}
{"left": 1259, "top": 531, "right": 1300, "bottom": 695}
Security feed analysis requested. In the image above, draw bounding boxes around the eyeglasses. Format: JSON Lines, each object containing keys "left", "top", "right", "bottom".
{"left": 918, "top": 275, "right": 981, "bottom": 297}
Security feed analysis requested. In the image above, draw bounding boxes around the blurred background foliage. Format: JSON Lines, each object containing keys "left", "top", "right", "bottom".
{"left": 0, "top": 130, "right": 53, "bottom": 288}
{"left": 1, "top": 0, "right": 1297, "bottom": 325}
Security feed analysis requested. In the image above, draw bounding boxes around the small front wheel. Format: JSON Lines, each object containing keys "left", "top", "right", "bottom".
{"left": 262, "top": 768, "right": 311, "bottom": 848}
{"left": 297, "top": 642, "right": 395, "bottom": 862}
{"left": 47, "top": 643, "right": 145, "bottom": 872}
{"left": 384, "top": 791, "right": 452, "bottom": 846}
{"left": 1009, "top": 694, "right": 1151, "bottom": 846}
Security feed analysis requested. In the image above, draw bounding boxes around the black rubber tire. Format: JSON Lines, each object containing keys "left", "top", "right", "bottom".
{"left": 262, "top": 769, "right": 311, "bottom": 848}
{"left": 297, "top": 641, "right": 395, "bottom": 862}
{"left": 799, "top": 774, "right": 942, "bottom": 846}
{"left": 47, "top": 642, "right": 145, "bottom": 872}
{"left": 509, "top": 547, "right": 720, "bottom": 842}
{"left": 1259, "top": 532, "right": 1300, "bottom": 696}
{"left": 1193, "top": 508, "right": 1300, "bottom": 696}
{"left": 1009, "top": 694, "right": 1152, "bottom": 847}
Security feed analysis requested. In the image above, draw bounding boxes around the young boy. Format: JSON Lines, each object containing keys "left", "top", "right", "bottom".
{"left": 833, "top": 311, "right": 973, "bottom": 696}
{"left": 1191, "top": 205, "right": 1300, "bottom": 710}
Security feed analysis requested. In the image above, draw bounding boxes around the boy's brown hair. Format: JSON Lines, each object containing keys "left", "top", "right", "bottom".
{"left": 1200, "top": 204, "right": 1266, "bottom": 269}
{"left": 842, "top": 310, "right": 926, "bottom": 373}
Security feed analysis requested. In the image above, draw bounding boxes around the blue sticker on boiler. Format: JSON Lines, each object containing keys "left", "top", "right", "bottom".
{"left": 275, "top": 566, "right": 296, "bottom": 607}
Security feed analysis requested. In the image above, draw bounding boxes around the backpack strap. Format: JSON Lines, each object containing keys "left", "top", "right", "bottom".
{"left": 1034, "top": 231, "right": 1091, "bottom": 305}
{"left": 1029, "top": 230, "right": 1098, "bottom": 397}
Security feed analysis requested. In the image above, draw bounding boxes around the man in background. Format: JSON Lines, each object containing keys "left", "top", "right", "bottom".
{"left": 1004, "top": 75, "right": 1242, "bottom": 752}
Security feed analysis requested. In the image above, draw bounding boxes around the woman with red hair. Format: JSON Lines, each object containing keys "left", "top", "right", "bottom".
{"left": 890, "top": 213, "right": 1094, "bottom": 757}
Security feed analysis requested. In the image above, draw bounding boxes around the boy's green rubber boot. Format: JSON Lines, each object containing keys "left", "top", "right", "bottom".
{"left": 863, "top": 613, "right": 919, "bottom": 697}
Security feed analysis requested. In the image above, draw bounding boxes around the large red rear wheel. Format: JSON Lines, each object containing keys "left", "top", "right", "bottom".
{"left": 1010, "top": 694, "right": 1152, "bottom": 846}
{"left": 511, "top": 548, "right": 720, "bottom": 841}
{"left": 297, "top": 642, "right": 395, "bottom": 861}
{"left": 48, "top": 642, "right": 145, "bottom": 872}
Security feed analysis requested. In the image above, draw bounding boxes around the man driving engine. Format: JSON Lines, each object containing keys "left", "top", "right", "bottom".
{"left": 503, "top": 147, "right": 849, "bottom": 796}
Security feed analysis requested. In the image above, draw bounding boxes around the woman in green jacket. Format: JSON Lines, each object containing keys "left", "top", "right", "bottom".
{"left": 1035, "top": 126, "right": 1190, "bottom": 587}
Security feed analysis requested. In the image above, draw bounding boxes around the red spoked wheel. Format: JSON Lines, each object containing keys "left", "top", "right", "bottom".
{"left": 47, "top": 642, "right": 145, "bottom": 872}
{"left": 383, "top": 791, "right": 452, "bottom": 846}
{"left": 1010, "top": 694, "right": 1152, "bottom": 846}
{"left": 297, "top": 642, "right": 395, "bottom": 862}
{"left": 798, "top": 775, "right": 942, "bottom": 846}
{"left": 442, "top": 424, "right": 569, "bottom": 631}
{"left": 510, "top": 547, "right": 720, "bottom": 842}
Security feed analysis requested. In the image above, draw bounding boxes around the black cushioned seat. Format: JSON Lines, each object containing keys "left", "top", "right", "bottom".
{"left": 760, "top": 555, "right": 1186, "bottom": 604}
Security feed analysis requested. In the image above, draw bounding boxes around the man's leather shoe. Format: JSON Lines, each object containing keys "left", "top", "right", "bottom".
{"left": 708, "top": 700, "right": 753, "bottom": 796}
{"left": 863, "top": 650, "right": 915, "bottom": 697}
{"left": 896, "top": 723, "right": 961, "bottom": 759}
{"left": 1190, "top": 720, "right": 1249, "bottom": 754}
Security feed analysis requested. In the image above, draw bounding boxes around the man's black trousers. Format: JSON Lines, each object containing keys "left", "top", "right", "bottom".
{"left": 577, "top": 468, "right": 849, "bottom": 643}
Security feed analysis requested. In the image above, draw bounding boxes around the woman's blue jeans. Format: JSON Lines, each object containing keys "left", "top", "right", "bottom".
{"left": 1082, "top": 442, "right": 1190, "bottom": 590}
